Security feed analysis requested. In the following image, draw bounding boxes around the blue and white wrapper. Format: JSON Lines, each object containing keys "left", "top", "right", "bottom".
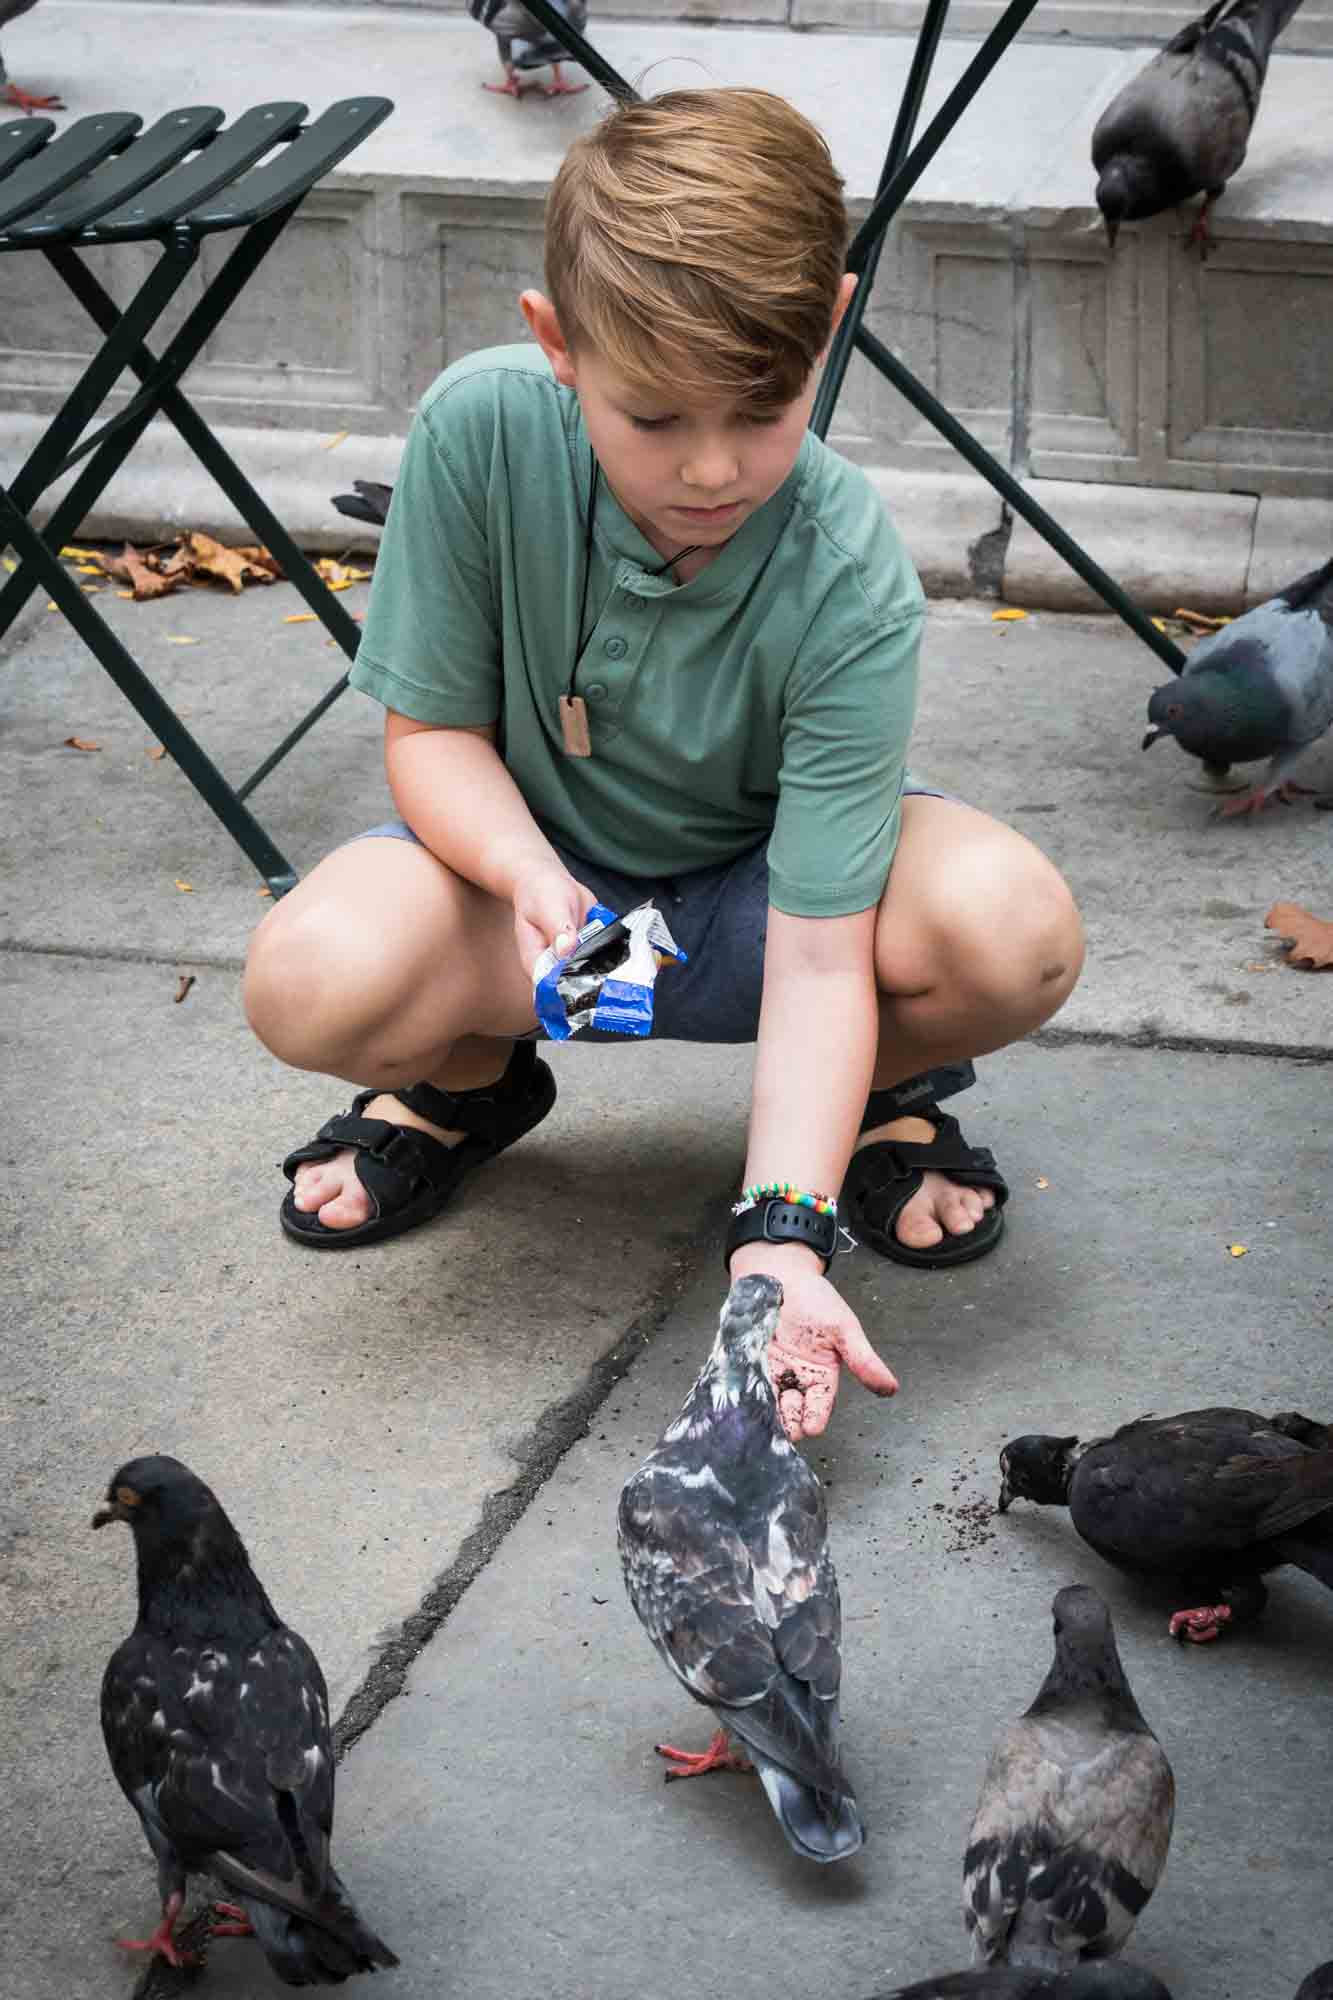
{"left": 532, "top": 901, "right": 687, "bottom": 1041}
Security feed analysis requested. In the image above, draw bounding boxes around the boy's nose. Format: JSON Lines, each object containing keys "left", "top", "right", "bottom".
{"left": 680, "top": 445, "right": 740, "bottom": 493}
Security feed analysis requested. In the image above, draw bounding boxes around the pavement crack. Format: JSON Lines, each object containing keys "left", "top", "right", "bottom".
{"left": 330, "top": 1207, "right": 721, "bottom": 1761}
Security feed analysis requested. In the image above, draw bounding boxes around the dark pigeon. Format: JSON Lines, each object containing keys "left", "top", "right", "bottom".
{"left": 1142, "top": 558, "right": 1333, "bottom": 813}
{"left": 95, "top": 1454, "right": 399, "bottom": 1983}
{"left": 468, "top": 0, "right": 588, "bottom": 97}
{"left": 330, "top": 481, "right": 393, "bottom": 530}
{"left": 617, "top": 1274, "right": 864, "bottom": 1863}
{"left": 1296, "top": 1968, "right": 1333, "bottom": 2000}
{"left": 1, "top": 0, "right": 63, "bottom": 111}
{"left": 868, "top": 1966, "right": 1173, "bottom": 1998}
{"left": 964, "top": 1586, "right": 1174, "bottom": 1973}
{"left": 1092, "top": 0, "right": 1306, "bottom": 249}
{"left": 998, "top": 1408, "right": 1333, "bottom": 1641}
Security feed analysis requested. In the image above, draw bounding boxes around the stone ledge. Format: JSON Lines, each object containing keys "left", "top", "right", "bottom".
{"left": 11, "top": 407, "right": 1325, "bottom": 615}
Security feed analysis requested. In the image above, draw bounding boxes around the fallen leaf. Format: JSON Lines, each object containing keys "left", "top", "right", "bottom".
{"left": 1228, "top": 1244, "right": 1248, "bottom": 1258}
{"left": 234, "top": 544, "right": 284, "bottom": 580}
{"left": 1173, "top": 607, "right": 1232, "bottom": 630}
{"left": 100, "top": 543, "right": 178, "bottom": 600}
{"left": 323, "top": 429, "right": 349, "bottom": 451}
{"left": 146, "top": 745, "right": 166, "bottom": 761}
{"left": 1035, "top": 1176, "right": 1049, "bottom": 1190}
{"left": 63, "top": 735, "right": 101, "bottom": 751}
{"left": 992, "top": 607, "right": 1028, "bottom": 622}
{"left": 46, "top": 600, "right": 59, "bottom": 611}
{"left": 174, "top": 973, "right": 196, "bottom": 1004}
{"left": 175, "top": 879, "right": 193, "bottom": 893}
{"left": 182, "top": 530, "right": 278, "bottom": 595}
{"left": 2, "top": 557, "right": 15, "bottom": 572}
{"left": 1265, "top": 902, "right": 1333, "bottom": 970}
{"left": 165, "top": 635, "right": 200, "bottom": 646}
{"left": 73, "top": 562, "right": 103, "bottom": 576}
{"left": 284, "top": 612, "right": 318, "bottom": 624}
{"left": 1151, "top": 617, "right": 1166, "bottom": 632}
{"left": 80, "top": 583, "right": 103, "bottom": 594}
{"left": 1242, "top": 960, "right": 1280, "bottom": 973}
{"left": 60, "top": 544, "right": 99, "bottom": 559}
{"left": 257, "top": 885, "right": 273, "bottom": 898}
{"left": 117, "top": 589, "right": 134, "bottom": 599}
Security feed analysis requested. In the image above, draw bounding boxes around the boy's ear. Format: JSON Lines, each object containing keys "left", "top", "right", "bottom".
{"left": 521, "top": 289, "right": 578, "bottom": 387}
{"left": 825, "top": 271, "right": 859, "bottom": 349}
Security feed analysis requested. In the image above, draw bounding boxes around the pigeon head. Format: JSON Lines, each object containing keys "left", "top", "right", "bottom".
{"left": 712, "top": 1273, "right": 783, "bottom": 1374}
{"left": 1143, "top": 645, "right": 1289, "bottom": 762}
{"left": 1094, "top": 154, "right": 1166, "bottom": 246}
{"left": 1034, "top": 1584, "right": 1143, "bottom": 1713}
{"left": 997, "top": 1433, "right": 1079, "bottom": 1511}
{"left": 94, "top": 1455, "right": 274, "bottom": 1632}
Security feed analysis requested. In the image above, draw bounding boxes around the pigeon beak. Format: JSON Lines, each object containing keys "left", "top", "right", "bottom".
{"left": 997, "top": 1476, "right": 1013, "bottom": 1514}
{"left": 1104, "top": 217, "right": 1120, "bottom": 252}
{"left": 1141, "top": 725, "right": 1164, "bottom": 750}
{"left": 92, "top": 1500, "right": 123, "bottom": 1530}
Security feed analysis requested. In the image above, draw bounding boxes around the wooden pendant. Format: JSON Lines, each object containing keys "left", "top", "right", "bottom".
{"left": 559, "top": 694, "right": 592, "bottom": 758}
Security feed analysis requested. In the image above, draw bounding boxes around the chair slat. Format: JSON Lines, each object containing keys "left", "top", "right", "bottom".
{"left": 0, "top": 113, "right": 141, "bottom": 234}
{"left": 0, "top": 116, "right": 57, "bottom": 182}
{"left": 6, "top": 106, "right": 224, "bottom": 242}
{"left": 186, "top": 97, "right": 392, "bottom": 231}
{"left": 91, "top": 102, "right": 307, "bottom": 239}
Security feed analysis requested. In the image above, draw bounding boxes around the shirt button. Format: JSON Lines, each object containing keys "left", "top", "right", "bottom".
{"left": 603, "top": 636, "right": 628, "bottom": 659}
{"left": 585, "top": 682, "right": 608, "bottom": 702}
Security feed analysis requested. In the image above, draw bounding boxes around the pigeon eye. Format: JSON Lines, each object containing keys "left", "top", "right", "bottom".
{"left": 115, "top": 1485, "right": 141, "bottom": 1507}
{"left": 1166, "top": 703, "right": 1183, "bottom": 721}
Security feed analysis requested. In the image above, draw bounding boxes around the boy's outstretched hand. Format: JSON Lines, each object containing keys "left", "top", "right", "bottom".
{"left": 511, "top": 862, "right": 596, "bottom": 979}
{"left": 730, "top": 1246, "right": 898, "bottom": 1443}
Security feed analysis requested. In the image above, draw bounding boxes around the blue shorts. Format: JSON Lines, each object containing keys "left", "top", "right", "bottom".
{"left": 353, "top": 790, "right": 974, "bottom": 1105}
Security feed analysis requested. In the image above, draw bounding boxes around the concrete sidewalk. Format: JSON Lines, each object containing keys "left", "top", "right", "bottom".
{"left": 1, "top": 578, "right": 1331, "bottom": 1999}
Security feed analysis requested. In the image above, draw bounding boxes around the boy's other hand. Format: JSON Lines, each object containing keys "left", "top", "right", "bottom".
{"left": 512, "top": 865, "right": 596, "bottom": 979}
{"left": 728, "top": 1243, "right": 898, "bottom": 1443}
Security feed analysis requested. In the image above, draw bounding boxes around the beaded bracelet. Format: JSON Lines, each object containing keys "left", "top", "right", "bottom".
{"left": 735, "top": 1181, "right": 837, "bottom": 1216}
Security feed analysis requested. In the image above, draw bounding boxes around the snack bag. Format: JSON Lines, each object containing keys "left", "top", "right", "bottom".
{"left": 532, "top": 901, "right": 687, "bottom": 1041}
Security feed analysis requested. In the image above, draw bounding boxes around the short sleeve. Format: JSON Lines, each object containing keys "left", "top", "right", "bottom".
{"left": 766, "top": 603, "right": 923, "bottom": 918}
{"left": 349, "top": 385, "right": 502, "bottom": 726}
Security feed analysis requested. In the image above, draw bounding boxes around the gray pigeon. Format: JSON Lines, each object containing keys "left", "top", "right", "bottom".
{"left": 1142, "top": 557, "right": 1333, "bottom": 813}
{"left": 963, "top": 1586, "right": 1174, "bottom": 1972}
{"left": 96, "top": 1455, "right": 398, "bottom": 1982}
{"left": 869, "top": 1969, "right": 1173, "bottom": 1999}
{"left": 1092, "top": 0, "right": 1305, "bottom": 249}
{"left": 1, "top": 0, "right": 62, "bottom": 111}
{"left": 468, "top": 0, "right": 588, "bottom": 97}
{"left": 1296, "top": 1969, "right": 1333, "bottom": 2000}
{"left": 617, "top": 1273, "right": 864, "bottom": 1864}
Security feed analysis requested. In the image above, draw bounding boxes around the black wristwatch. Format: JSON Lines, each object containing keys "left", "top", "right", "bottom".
{"left": 724, "top": 1198, "right": 839, "bottom": 1273}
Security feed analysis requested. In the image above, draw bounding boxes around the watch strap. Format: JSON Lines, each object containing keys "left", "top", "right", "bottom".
{"left": 724, "top": 1197, "right": 838, "bottom": 1273}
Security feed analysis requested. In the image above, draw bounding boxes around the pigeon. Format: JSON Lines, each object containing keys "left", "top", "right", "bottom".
{"left": 998, "top": 1409, "right": 1333, "bottom": 1641}
{"left": 95, "top": 1454, "right": 399, "bottom": 1982}
{"left": 617, "top": 1273, "right": 864, "bottom": 1864}
{"left": 1142, "top": 557, "right": 1333, "bottom": 814}
{"left": 468, "top": 0, "right": 588, "bottom": 98}
{"left": 331, "top": 481, "right": 393, "bottom": 530}
{"left": 1092, "top": 0, "right": 1306, "bottom": 250}
{"left": 1296, "top": 1968, "right": 1333, "bottom": 2000}
{"left": 1, "top": 0, "right": 63, "bottom": 111}
{"left": 963, "top": 1586, "right": 1174, "bottom": 1974}
{"left": 868, "top": 1966, "right": 1173, "bottom": 1999}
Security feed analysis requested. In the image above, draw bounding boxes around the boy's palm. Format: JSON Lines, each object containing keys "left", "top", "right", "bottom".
{"left": 764, "top": 1269, "right": 899, "bottom": 1443}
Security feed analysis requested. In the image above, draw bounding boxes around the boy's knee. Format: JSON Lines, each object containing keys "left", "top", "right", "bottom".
{"left": 243, "top": 899, "right": 368, "bottom": 1064}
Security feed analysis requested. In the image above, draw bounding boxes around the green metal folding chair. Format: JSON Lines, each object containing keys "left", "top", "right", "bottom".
{"left": 0, "top": 95, "right": 393, "bottom": 896}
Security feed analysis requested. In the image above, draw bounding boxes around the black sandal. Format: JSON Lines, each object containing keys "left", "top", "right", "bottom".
{"left": 842, "top": 1095, "right": 1009, "bottom": 1269}
{"left": 279, "top": 1040, "right": 556, "bottom": 1249}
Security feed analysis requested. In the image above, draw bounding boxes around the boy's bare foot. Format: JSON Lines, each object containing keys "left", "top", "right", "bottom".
{"left": 852, "top": 1113, "right": 995, "bottom": 1251}
{"left": 289, "top": 1092, "right": 472, "bottom": 1231}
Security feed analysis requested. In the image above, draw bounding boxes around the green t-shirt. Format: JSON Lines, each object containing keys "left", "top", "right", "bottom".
{"left": 350, "top": 344, "right": 924, "bottom": 918}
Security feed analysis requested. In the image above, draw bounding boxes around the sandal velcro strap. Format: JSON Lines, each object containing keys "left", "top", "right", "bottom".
{"left": 394, "top": 1040, "right": 537, "bottom": 1137}
{"left": 843, "top": 1102, "right": 1008, "bottom": 1271}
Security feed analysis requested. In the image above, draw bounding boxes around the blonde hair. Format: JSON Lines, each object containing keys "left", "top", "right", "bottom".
{"left": 544, "top": 88, "right": 847, "bottom": 408}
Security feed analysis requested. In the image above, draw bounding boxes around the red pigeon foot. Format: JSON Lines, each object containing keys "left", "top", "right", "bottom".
{"left": 114, "top": 1890, "right": 195, "bottom": 1966}
{"left": 542, "top": 63, "right": 587, "bottom": 95}
{"left": 210, "top": 1900, "right": 254, "bottom": 1938}
{"left": 2, "top": 81, "right": 65, "bottom": 113}
{"left": 1169, "top": 1603, "right": 1232, "bottom": 1644}
{"left": 654, "top": 1728, "right": 753, "bottom": 1782}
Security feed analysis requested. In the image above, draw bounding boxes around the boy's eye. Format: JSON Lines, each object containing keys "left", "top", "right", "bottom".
{"left": 628, "top": 414, "right": 675, "bottom": 433}
{"left": 741, "top": 411, "right": 783, "bottom": 428}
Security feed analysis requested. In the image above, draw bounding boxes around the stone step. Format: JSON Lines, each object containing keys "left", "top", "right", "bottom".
{"left": 5, "top": 2, "right": 1332, "bottom": 606}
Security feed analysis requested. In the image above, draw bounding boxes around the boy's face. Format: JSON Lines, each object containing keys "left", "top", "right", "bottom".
{"left": 522, "top": 280, "right": 855, "bottom": 566}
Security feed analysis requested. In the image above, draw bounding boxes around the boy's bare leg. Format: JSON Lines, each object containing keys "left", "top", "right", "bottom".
{"left": 244, "top": 837, "right": 541, "bottom": 1233}
{"left": 861, "top": 795, "right": 1084, "bottom": 1252}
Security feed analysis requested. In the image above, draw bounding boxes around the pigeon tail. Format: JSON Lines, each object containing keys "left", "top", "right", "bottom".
{"left": 234, "top": 1875, "right": 400, "bottom": 1985}
{"left": 753, "top": 1758, "right": 865, "bottom": 1863}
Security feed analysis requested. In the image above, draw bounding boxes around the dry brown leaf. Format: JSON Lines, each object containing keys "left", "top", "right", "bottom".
{"left": 1265, "top": 902, "right": 1333, "bottom": 970}
{"left": 234, "top": 544, "right": 284, "bottom": 579}
{"left": 101, "top": 543, "right": 179, "bottom": 600}
{"left": 183, "top": 531, "right": 277, "bottom": 594}
{"left": 147, "top": 745, "right": 166, "bottom": 761}
{"left": 64, "top": 735, "right": 101, "bottom": 751}
{"left": 174, "top": 973, "right": 196, "bottom": 1004}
